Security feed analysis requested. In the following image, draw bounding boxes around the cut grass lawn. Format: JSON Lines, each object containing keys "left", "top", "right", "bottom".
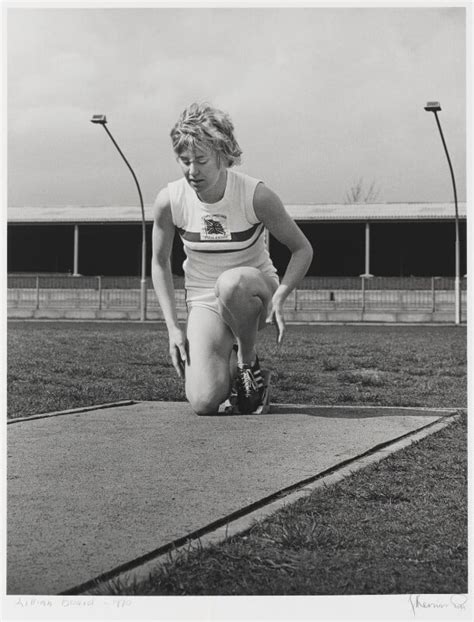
{"left": 7, "top": 322, "right": 467, "bottom": 418}
{"left": 7, "top": 321, "right": 467, "bottom": 594}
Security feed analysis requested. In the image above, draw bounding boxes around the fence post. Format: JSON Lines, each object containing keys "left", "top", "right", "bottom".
{"left": 97, "top": 276, "right": 102, "bottom": 310}
{"left": 361, "top": 276, "right": 366, "bottom": 313}
{"left": 137, "top": 277, "right": 148, "bottom": 319}
{"left": 431, "top": 276, "right": 435, "bottom": 313}
{"left": 35, "top": 276, "right": 40, "bottom": 310}
{"left": 294, "top": 288, "right": 298, "bottom": 311}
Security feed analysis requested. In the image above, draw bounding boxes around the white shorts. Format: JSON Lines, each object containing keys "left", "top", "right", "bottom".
{"left": 185, "top": 287, "right": 221, "bottom": 316}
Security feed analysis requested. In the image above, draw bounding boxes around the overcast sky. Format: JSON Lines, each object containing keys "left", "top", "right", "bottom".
{"left": 7, "top": 5, "right": 467, "bottom": 207}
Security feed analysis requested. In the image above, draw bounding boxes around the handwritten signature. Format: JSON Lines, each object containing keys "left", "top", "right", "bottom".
{"left": 409, "top": 594, "right": 468, "bottom": 616}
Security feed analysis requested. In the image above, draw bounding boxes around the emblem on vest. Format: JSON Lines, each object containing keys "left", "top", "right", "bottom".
{"left": 200, "top": 214, "right": 231, "bottom": 241}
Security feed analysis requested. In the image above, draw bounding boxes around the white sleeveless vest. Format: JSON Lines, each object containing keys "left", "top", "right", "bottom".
{"left": 168, "top": 169, "right": 278, "bottom": 289}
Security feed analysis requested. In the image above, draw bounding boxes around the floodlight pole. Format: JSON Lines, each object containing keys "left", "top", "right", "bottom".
{"left": 424, "top": 103, "right": 461, "bottom": 325}
{"left": 91, "top": 116, "right": 147, "bottom": 321}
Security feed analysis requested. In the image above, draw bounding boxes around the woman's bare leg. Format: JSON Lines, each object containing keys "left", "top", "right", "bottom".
{"left": 215, "top": 267, "right": 277, "bottom": 365}
{"left": 184, "top": 306, "right": 236, "bottom": 415}
{"left": 184, "top": 268, "right": 277, "bottom": 415}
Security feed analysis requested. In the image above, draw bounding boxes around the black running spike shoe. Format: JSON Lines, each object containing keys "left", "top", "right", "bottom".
{"left": 236, "top": 356, "right": 265, "bottom": 414}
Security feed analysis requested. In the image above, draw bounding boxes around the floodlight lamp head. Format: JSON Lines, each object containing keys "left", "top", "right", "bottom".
{"left": 91, "top": 114, "right": 107, "bottom": 125}
{"left": 424, "top": 102, "right": 441, "bottom": 112}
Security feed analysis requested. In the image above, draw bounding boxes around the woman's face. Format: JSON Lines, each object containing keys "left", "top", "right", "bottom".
{"left": 177, "top": 146, "right": 226, "bottom": 197}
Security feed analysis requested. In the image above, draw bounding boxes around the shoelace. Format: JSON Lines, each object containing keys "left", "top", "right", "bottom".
{"left": 240, "top": 368, "right": 258, "bottom": 397}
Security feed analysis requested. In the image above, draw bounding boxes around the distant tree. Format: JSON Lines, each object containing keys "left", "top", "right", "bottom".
{"left": 345, "top": 178, "right": 380, "bottom": 203}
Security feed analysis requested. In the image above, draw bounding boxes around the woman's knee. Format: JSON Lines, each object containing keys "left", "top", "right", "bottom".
{"left": 185, "top": 367, "right": 229, "bottom": 415}
{"left": 186, "top": 385, "right": 224, "bottom": 416}
{"left": 215, "top": 267, "right": 264, "bottom": 302}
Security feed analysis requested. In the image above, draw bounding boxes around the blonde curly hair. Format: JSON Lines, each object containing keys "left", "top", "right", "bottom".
{"left": 170, "top": 102, "right": 242, "bottom": 167}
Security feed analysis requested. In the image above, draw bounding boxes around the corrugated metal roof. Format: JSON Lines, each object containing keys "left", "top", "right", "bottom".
{"left": 7, "top": 202, "right": 467, "bottom": 224}
{"left": 286, "top": 202, "right": 467, "bottom": 221}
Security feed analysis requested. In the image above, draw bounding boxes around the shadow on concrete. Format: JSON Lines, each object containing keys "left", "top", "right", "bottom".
{"left": 208, "top": 404, "right": 455, "bottom": 419}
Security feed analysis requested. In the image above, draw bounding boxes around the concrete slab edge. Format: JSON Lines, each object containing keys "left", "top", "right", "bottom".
{"left": 7, "top": 400, "right": 137, "bottom": 425}
{"left": 8, "top": 401, "right": 462, "bottom": 426}
{"left": 67, "top": 411, "right": 460, "bottom": 596}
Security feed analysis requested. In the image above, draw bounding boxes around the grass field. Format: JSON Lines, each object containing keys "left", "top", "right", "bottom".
{"left": 7, "top": 322, "right": 467, "bottom": 418}
{"left": 7, "top": 320, "right": 467, "bottom": 595}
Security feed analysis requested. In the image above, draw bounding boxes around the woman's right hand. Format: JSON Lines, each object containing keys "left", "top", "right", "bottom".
{"left": 168, "top": 326, "right": 189, "bottom": 379}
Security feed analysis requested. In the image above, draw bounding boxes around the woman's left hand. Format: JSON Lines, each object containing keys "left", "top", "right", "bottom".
{"left": 266, "top": 292, "right": 286, "bottom": 345}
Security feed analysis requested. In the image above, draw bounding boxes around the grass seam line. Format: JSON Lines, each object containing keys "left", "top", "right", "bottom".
{"left": 63, "top": 412, "right": 459, "bottom": 596}
{"left": 7, "top": 400, "right": 137, "bottom": 424}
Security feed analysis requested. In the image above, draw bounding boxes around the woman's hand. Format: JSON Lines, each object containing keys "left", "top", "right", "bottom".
{"left": 168, "top": 326, "right": 189, "bottom": 379}
{"left": 266, "top": 292, "right": 286, "bottom": 345}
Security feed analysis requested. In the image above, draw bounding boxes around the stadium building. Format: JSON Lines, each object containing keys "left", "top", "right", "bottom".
{"left": 7, "top": 202, "right": 467, "bottom": 278}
